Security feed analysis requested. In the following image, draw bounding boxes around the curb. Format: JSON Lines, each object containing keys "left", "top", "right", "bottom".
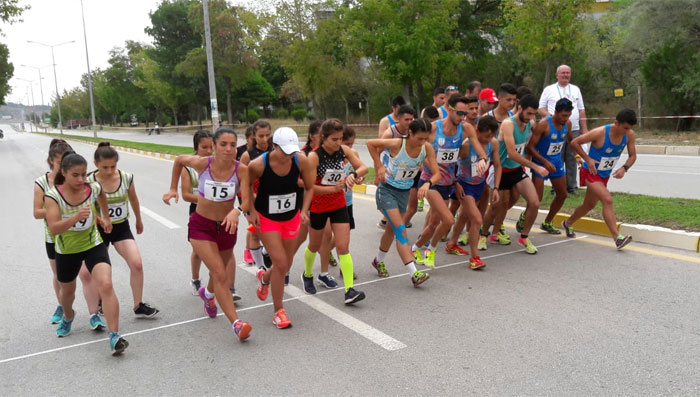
{"left": 51, "top": 136, "right": 178, "bottom": 161}
{"left": 626, "top": 145, "right": 700, "bottom": 156}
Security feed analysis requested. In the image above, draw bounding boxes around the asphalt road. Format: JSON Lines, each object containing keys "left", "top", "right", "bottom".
{"left": 2, "top": 126, "right": 700, "bottom": 395}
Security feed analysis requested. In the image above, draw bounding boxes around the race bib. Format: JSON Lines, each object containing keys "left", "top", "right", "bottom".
{"left": 547, "top": 142, "right": 564, "bottom": 156}
{"left": 514, "top": 143, "right": 526, "bottom": 155}
{"left": 437, "top": 148, "right": 459, "bottom": 164}
{"left": 598, "top": 156, "right": 619, "bottom": 171}
{"left": 63, "top": 210, "right": 93, "bottom": 232}
{"left": 268, "top": 193, "right": 297, "bottom": 214}
{"left": 471, "top": 157, "right": 489, "bottom": 176}
{"left": 204, "top": 180, "right": 236, "bottom": 202}
{"left": 321, "top": 169, "right": 343, "bottom": 185}
{"left": 107, "top": 201, "right": 128, "bottom": 221}
{"left": 394, "top": 167, "right": 419, "bottom": 181}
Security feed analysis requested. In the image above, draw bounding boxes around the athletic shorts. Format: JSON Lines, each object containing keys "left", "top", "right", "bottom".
{"left": 449, "top": 191, "right": 458, "bottom": 201}
{"left": 55, "top": 244, "right": 111, "bottom": 283}
{"left": 98, "top": 220, "right": 134, "bottom": 246}
{"left": 310, "top": 206, "right": 349, "bottom": 230}
{"left": 376, "top": 183, "right": 410, "bottom": 213}
{"left": 458, "top": 180, "right": 485, "bottom": 202}
{"left": 418, "top": 179, "right": 455, "bottom": 201}
{"left": 347, "top": 205, "right": 355, "bottom": 230}
{"left": 258, "top": 211, "right": 301, "bottom": 240}
{"left": 532, "top": 160, "right": 565, "bottom": 180}
{"left": 188, "top": 211, "right": 238, "bottom": 251}
{"left": 580, "top": 167, "right": 609, "bottom": 187}
{"left": 45, "top": 241, "right": 56, "bottom": 260}
{"left": 189, "top": 202, "right": 197, "bottom": 215}
{"left": 411, "top": 172, "right": 421, "bottom": 189}
{"left": 499, "top": 168, "right": 529, "bottom": 191}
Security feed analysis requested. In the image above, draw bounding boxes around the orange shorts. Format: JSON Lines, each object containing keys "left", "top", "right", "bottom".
{"left": 258, "top": 211, "right": 301, "bottom": 240}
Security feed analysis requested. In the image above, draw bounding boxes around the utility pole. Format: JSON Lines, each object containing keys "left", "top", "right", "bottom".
{"left": 27, "top": 40, "right": 75, "bottom": 134}
{"left": 202, "top": 0, "right": 219, "bottom": 129}
{"left": 80, "top": 0, "right": 98, "bottom": 138}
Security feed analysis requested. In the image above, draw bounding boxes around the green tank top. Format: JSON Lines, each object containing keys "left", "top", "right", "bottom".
{"left": 34, "top": 173, "right": 54, "bottom": 243}
{"left": 185, "top": 166, "right": 198, "bottom": 194}
{"left": 499, "top": 116, "right": 531, "bottom": 169}
{"left": 87, "top": 170, "right": 133, "bottom": 225}
{"left": 44, "top": 182, "right": 104, "bottom": 254}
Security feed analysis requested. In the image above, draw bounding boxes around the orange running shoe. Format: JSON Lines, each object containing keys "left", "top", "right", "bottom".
{"left": 469, "top": 256, "right": 486, "bottom": 270}
{"left": 445, "top": 243, "right": 469, "bottom": 256}
{"left": 232, "top": 319, "right": 252, "bottom": 341}
{"left": 256, "top": 269, "right": 269, "bottom": 301}
{"left": 273, "top": 308, "right": 292, "bottom": 329}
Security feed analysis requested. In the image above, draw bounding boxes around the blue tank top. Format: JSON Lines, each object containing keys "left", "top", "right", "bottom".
{"left": 534, "top": 116, "right": 567, "bottom": 164}
{"left": 387, "top": 114, "right": 396, "bottom": 127}
{"left": 421, "top": 119, "right": 463, "bottom": 186}
{"left": 457, "top": 140, "right": 492, "bottom": 185}
{"left": 438, "top": 106, "right": 448, "bottom": 118}
{"left": 343, "top": 161, "right": 353, "bottom": 206}
{"left": 582, "top": 124, "right": 627, "bottom": 178}
{"left": 384, "top": 138, "right": 426, "bottom": 190}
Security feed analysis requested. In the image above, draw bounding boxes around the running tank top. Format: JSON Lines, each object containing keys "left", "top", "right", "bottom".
{"left": 44, "top": 182, "right": 104, "bottom": 254}
{"left": 457, "top": 140, "right": 493, "bottom": 185}
{"left": 185, "top": 166, "right": 199, "bottom": 194}
{"left": 438, "top": 106, "right": 448, "bottom": 119}
{"left": 197, "top": 157, "right": 240, "bottom": 202}
{"left": 384, "top": 138, "right": 426, "bottom": 190}
{"left": 255, "top": 152, "right": 302, "bottom": 221}
{"left": 534, "top": 116, "right": 567, "bottom": 164}
{"left": 582, "top": 124, "right": 627, "bottom": 179}
{"left": 311, "top": 146, "right": 347, "bottom": 213}
{"left": 387, "top": 114, "right": 396, "bottom": 127}
{"left": 87, "top": 170, "right": 133, "bottom": 225}
{"left": 420, "top": 119, "right": 463, "bottom": 186}
{"left": 499, "top": 116, "right": 530, "bottom": 169}
{"left": 486, "top": 109, "right": 514, "bottom": 138}
{"left": 381, "top": 126, "right": 409, "bottom": 167}
{"left": 247, "top": 144, "right": 269, "bottom": 161}
{"left": 35, "top": 173, "right": 54, "bottom": 243}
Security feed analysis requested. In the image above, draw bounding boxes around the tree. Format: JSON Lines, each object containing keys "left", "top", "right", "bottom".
{"left": 133, "top": 49, "right": 185, "bottom": 125}
{"left": 231, "top": 69, "right": 276, "bottom": 121}
{"left": 0, "top": 43, "right": 12, "bottom": 106}
{"left": 0, "top": 0, "right": 29, "bottom": 33}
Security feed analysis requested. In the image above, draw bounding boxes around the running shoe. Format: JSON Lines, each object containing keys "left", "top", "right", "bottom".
{"left": 499, "top": 224, "right": 506, "bottom": 234}
{"left": 134, "top": 302, "right": 160, "bottom": 318}
{"left": 490, "top": 231, "right": 511, "bottom": 245}
{"left": 198, "top": 287, "right": 218, "bottom": 317}
{"left": 329, "top": 254, "right": 338, "bottom": 267}
{"left": 562, "top": 219, "right": 576, "bottom": 238}
{"left": 424, "top": 249, "right": 436, "bottom": 268}
{"left": 411, "top": 270, "right": 430, "bottom": 287}
{"left": 515, "top": 211, "right": 526, "bottom": 233}
{"left": 232, "top": 319, "right": 252, "bottom": 341}
{"left": 469, "top": 256, "right": 486, "bottom": 270}
{"left": 318, "top": 273, "right": 339, "bottom": 289}
{"left": 262, "top": 251, "right": 272, "bottom": 270}
{"left": 301, "top": 273, "right": 316, "bottom": 295}
{"left": 51, "top": 305, "right": 64, "bottom": 324}
{"left": 272, "top": 309, "right": 292, "bottom": 329}
{"left": 518, "top": 237, "right": 538, "bottom": 254}
{"left": 440, "top": 230, "right": 450, "bottom": 242}
{"left": 344, "top": 288, "right": 366, "bottom": 305}
{"left": 417, "top": 199, "right": 424, "bottom": 212}
{"left": 406, "top": 222, "right": 412, "bottom": 229}
{"left": 457, "top": 233, "right": 468, "bottom": 246}
{"left": 445, "top": 243, "right": 469, "bottom": 256}
{"left": 285, "top": 273, "right": 290, "bottom": 286}
{"left": 89, "top": 313, "right": 106, "bottom": 331}
{"left": 540, "top": 221, "right": 561, "bottom": 235}
{"left": 377, "top": 219, "right": 387, "bottom": 230}
{"left": 243, "top": 248, "right": 254, "bottom": 265}
{"left": 371, "top": 258, "right": 390, "bottom": 278}
{"left": 477, "top": 235, "right": 488, "bottom": 251}
{"left": 257, "top": 269, "right": 269, "bottom": 300}
{"left": 230, "top": 287, "right": 242, "bottom": 302}
{"left": 413, "top": 248, "right": 425, "bottom": 264}
{"left": 109, "top": 331, "right": 129, "bottom": 355}
{"left": 56, "top": 312, "right": 74, "bottom": 337}
{"left": 615, "top": 235, "right": 632, "bottom": 250}
{"left": 190, "top": 279, "right": 201, "bottom": 296}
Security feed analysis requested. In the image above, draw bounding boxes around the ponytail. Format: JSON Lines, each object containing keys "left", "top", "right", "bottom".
{"left": 47, "top": 140, "right": 73, "bottom": 169}
{"left": 94, "top": 141, "right": 119, "bottom": 162}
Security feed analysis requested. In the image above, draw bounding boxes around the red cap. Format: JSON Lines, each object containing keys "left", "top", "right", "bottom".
{"left": 478, "top": 88, "right": 498, "bottom": 103}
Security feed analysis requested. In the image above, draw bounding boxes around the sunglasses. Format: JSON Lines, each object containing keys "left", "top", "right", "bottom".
{"left": 446, "top": 85, "right": 459, "bottom": 91}
{"left": 448, "top": 106, "right": 468, "bottom": 117}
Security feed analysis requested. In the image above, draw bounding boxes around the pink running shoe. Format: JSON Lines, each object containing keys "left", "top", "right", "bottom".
{"left": 198, "top": 287, "right": 218, "bottom": 318}
{"left": 243, "top": 249, "right": 254, "bottom": 265}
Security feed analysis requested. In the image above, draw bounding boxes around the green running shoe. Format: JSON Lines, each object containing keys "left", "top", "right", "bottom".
{"left": 518, "top": 236, "right": 538, "bottom": 254}
{"left": 516, "top": 211, "right": 526, "bottom": 233}
{"left": 540, "top": 221, "right": 561, "bottom": 234}
{"left": 371, "top": 258, "right": 390, "bottom": 278}
{"left": 490, "top": 231, "right": 511, "bottom": 245}
{"left": 411, "top": 270, "right": 430, "bottom": 287}
{"left": 457, "top": 233, "right": 468, "bottom": 246}
{"left": 413, "top": 248, "right": 424, "bottom": 264}
{"left": 477, "top": 235, "right": 488, "bottom": 251}
{"left": 424, "top": 249, "right": 436, "bottom": 268}
{"left": 417, "top": 199, "right": 424, "bottom": 212}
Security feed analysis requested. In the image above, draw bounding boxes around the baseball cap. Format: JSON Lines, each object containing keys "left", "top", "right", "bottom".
{"left": 479, "top": 88, "right": 498, "bottom": 103}
{"left": 273, "top": 127, "right": 300, "bottom": 154}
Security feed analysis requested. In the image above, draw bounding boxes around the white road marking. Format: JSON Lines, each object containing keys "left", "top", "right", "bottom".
{"left": 625, "top": 169, "right": 700, "bottom": 176}
{"left": 140, "top": 206, "right": 181, "bottom": 229}
{"left": 0, "top": 235, "right": 588, "bottom": 364}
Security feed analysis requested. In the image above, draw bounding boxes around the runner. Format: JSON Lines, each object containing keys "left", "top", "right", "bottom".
{"left": 367, "top": 118, "right": 439, "bottom": 285}
{"left": 440, "top": 86, "right": 460, "bottom": 117}
{"left": 236, "top": 126, "right": 255, "bottom": 161}
{"left": 563, "top": 109, "right": 637, "bottom": 249}
{"left": 446, "top": 116, "right": 501, "bottom": 269}
{"left": 88, "top": 143, "right": 160, "bottom": 318}
{"left": 465, "top": 81, "right": 482, "bottom": 98}
{"left": 377, "top": 96, "right": 406, "bottom": 136}
{"left": 477, "top": 88, "right": 498, "bottom": 117}
{"left": 181, "top": 130, "right": 214, "bottom": 294}
{"left": 303, "top": 118, "right": 368, "bottom": 304}
{"left": 524, "top": 98, "right": 573, "bottom": 234}
{"left": 411, "top": 95, "right": 488, "bottom": 268}
{"left": 163, "top": 127, "right": 253, "bottom": 342}
{"left": 412, "top": 106, "right": 441, "bottom": 214}
{"left": 480, "top": 94, "right": 547, "bottom": 254}
{"left": 44, "top": 151, "right": 128, "bottom": 355}
{"left": 249, "top": 127, "right": 315, "bottom": 328}
{"left": 421, "top": 87, "right": 446, "bottom": 118}
{"left": 33, "top": 139, "right": 101, "bottom": 327}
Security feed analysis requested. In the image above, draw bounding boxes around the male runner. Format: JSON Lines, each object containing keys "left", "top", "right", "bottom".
{"left": 378, "top": 96, "right": 407, "bottom": 137}
{"left": 421, "top": 87, "right": 446, "bottom": 118}
{"left": 466, "top": 81, "right": 482, "bottom": 98}
{"left": 477, "top": 88, "right": 497, "bottom": 117}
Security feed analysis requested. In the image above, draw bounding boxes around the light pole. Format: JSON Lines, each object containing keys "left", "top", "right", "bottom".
{"left": 202, "top": 0, "right": 219, "bottom": 128}
{"left": 27, "top": 40, "right": 75, "bottom": 134}
{"left": 16, "top": 78, "right": 36, "bottom": 130}
{"left": 80, "top": 0, "right": 97, "bottom": 138}
{"left": 20, "top": 64, "right": 50, "bottom": 106}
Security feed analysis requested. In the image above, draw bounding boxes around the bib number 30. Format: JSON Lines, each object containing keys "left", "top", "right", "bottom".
{"left": 321, "top": 169, "right": 343, "bottom": 185}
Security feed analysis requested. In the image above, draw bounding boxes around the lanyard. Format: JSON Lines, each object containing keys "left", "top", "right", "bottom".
{"left": 556, "top": 84, "right": 571, "bottom": 99}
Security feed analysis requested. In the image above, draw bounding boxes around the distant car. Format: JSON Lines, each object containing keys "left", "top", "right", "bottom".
{"left": 130, "top": 114, "right": 138, "bottom": 127}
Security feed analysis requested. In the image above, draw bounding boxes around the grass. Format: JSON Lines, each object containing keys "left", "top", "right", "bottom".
{"left": 35, "top": 131, "right": 193, "bottom": 155}
{"left": 517, "top": 188, "right": 700, "bottom": 232}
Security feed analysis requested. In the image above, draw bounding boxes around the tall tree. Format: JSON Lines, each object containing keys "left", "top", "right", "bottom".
{"left": 0, "top": 0, "right": 30, "bottom": 104}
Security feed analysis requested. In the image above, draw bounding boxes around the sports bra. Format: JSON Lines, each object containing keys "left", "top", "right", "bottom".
{"left": 197, "top": 157, "right": 240, "bottom": 202}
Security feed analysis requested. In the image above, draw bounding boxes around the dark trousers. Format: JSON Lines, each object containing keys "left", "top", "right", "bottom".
{"left": 563, "top": 129, "right": 582, "bottom": 191}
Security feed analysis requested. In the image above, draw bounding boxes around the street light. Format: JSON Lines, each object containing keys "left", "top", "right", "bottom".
{"left": 20, "top": 64, "right": 51, "bottom": 106}
{"left": 80, "top": 0, "right": 97, "bottom": 138}
{"left": 16, "top": 77, "right": 36, "bottom": 131}
{"left": 27, "top": 40, "right": 75, "bottom": 134}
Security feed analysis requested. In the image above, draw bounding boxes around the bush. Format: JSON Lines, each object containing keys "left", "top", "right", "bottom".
{"left": 247, "top": 109, "right": 259, "bottom": 123}
{"left": 291, "top": 108, "right": 307, "bottom": 122}
{"left": 275, "top": 109, "right": 289, "bottom": 119}
{"left": 306, "top": 112, "right": 316, "bottom": 121}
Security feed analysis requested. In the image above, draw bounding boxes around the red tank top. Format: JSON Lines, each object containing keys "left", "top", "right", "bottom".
{"left": 311, "top": 146, "right": 347, "bottom": 213}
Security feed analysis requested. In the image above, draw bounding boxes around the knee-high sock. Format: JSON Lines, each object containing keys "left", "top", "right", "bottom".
{"left": 304, "top": 248, "right": 316, "bottom": 277}
{"left": 338, "top": 253, "right": 354, "bottom": 291}
{"left": 250, "top": 247, "right": 264, "bottom": 268}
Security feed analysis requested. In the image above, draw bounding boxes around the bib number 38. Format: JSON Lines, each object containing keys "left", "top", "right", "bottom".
{"left": 437, "top": 148, "right": 459, "bottom": 164}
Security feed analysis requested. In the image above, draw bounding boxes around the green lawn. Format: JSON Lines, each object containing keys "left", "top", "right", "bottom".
{"left": 35, "top": 132, "right": 193, "bottom": 155}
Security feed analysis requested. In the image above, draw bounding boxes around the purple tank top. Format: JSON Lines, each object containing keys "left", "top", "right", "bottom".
{"left": 197, "top": 157, "right": 240, "bottom": 202}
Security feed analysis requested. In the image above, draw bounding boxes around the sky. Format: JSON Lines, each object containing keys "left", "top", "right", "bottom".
{"left": 4, "top": 0, "right": 160, "bottom": 106}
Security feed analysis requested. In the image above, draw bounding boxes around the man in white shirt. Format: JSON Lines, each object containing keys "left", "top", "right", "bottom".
{"left": 538, "top": 65, "right": 589, "bottom": 194}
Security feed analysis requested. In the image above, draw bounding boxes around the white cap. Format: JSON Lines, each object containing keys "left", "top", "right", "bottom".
{"left": 273, "top": 127, "right": 300, "bottom": 154}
